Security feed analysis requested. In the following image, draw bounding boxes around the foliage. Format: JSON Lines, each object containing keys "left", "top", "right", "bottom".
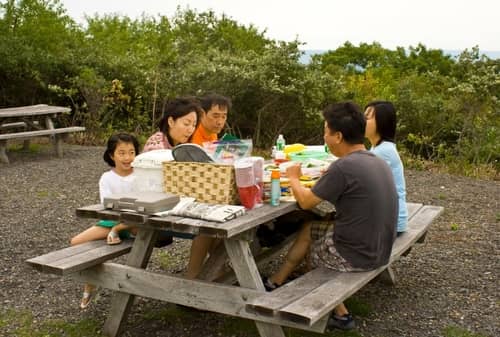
{"left": 0, "top": 0, "right": 498, "bottom": 174}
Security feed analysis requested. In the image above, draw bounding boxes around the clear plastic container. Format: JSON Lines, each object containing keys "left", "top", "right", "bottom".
{"left": 131, "top": 149, "right": 173, "bottom": 192}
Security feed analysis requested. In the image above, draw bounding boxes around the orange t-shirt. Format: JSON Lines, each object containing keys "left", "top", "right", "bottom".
{"left": 191, "top": 124, "right": 217, "bottom": 146}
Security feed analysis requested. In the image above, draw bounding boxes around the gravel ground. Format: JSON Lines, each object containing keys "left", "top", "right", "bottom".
{"left": 0, "top": 144, "right": 498, "bottom": 337}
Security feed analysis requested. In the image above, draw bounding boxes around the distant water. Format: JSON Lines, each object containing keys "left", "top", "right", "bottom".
{"left": 299, "top": 49, "right": 500, "bottom": 64}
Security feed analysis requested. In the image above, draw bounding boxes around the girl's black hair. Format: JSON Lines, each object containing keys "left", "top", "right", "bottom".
{"left": 364, "top": 101, "right": 397, "bottom": 145}
{"left": 158, "top": 97, "right": 203, "bottom": 145}
{"left": 103, "top": 133, "right": 140, "bottom": 167}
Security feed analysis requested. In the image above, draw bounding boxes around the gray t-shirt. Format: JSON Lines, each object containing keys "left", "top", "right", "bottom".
{"left": 312, "top": 150, "right": 398, "bottom": 269}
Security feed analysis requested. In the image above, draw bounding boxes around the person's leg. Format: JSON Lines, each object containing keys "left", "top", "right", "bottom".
{"left": 309, "top": 224, "right": 356, "bottom": 330}
{"left": 334, "top": 303, "right": 349, "bottom": 316}
{"left": 185, "top": 236, "right": 214, "bottom": 279}
{"left": 106, "top": 222, "right": 137, "bottom": 244}
{"left": 70, "top": 225, "right": 110, "bottom": 246}
{"left": 70, "top": 225, "right": 110, "bottom": 308}
{"left": 269, "top": 222, "right": 312, "bottom": 286}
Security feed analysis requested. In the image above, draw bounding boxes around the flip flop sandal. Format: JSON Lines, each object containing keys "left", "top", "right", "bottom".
{"left": 80, "top": 291, "right": 93, "bottom": 309}
{"left": 107, "top": 230, "right": 121, "bottom": 245}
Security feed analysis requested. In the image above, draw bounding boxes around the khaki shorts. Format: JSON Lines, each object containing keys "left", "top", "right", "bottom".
{"left": 310, "top": 221, "right": 367, "bottom": 272}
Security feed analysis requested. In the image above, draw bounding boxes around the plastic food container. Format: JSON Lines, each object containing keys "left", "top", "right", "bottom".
{"left": 132, "top": 149, "right": 173, "bottom": 192}
{"left": 288, "top": 150, "right": 329, "bottom": 162}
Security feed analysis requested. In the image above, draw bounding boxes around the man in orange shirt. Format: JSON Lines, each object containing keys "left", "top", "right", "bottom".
{"left": 191, "top": 94, "right": 232, "bottom": 146}
{"left": 186, "top": 93, "right": 232, "bottom": 280}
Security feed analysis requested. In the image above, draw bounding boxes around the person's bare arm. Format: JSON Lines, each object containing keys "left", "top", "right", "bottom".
{"left": 286, "top": 164, "right": 322, "bottom": 210}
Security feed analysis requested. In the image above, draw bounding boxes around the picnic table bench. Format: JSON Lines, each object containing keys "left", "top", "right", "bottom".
{"left": 0, "top": 104, "right": 85, "bottom": 163}
{"left": 26, "top": 201, "right": 443, "bottom": 336}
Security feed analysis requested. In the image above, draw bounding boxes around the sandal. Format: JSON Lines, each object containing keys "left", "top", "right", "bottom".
{"left": 107, "top": 230, "right": 121, "bottom": 245}
{"left": 80, "top": 291, "right": 93, "bottom": 309}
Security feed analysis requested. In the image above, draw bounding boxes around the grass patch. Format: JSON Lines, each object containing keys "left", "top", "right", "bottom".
{"left": 442, "top": 325, "right": 488, "bottom": 337}
{"left": 36, "top": 190, "right": 50, "bottom": 198}
{"left": 155, "top": 249, "right": 180, "bottom": 270}
{"left": 0, "top": 309, "right": 102, "bottom": 337}
{"left": 142, "top": 304, "right": 192, "bottom": 324}
{"left": 221, "top": 316, "right": 259, "bottom": 336}
{"left": 345, "top": 297, "right": 373, "bottom": 317}
{"left": 7, "top": 143, "right": 42, "bottom": 153}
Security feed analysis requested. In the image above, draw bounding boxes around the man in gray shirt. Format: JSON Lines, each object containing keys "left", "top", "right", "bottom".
{"left": 264, "top": 102, "right": 398, "bottom": 330}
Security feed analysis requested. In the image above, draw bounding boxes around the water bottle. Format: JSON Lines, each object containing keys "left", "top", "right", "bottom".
{"left": 276, "top": 134, "right": 286, "bottom": 151}
{"left": 270, "top": 169, "right": 281, "bottom": 206}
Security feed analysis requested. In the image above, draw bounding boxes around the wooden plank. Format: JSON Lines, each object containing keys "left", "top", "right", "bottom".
{"left": 0, "top": 126, "right": 85, "bottom": 141}
{"left": 246, "top": 267, "right": 337, "bottom": 316}
{"left": 49, "top": 241, "right": 133, "bottom": 275}
{"left": 0, "top": 104, "right": 70, "bottom": 118}
{"left": 0, "top": 121, "right": 28, "bottom": 129}
{"left": 222, "top": 202, "right": 298, "bottom": 238}
{"left": 407, "top": 202, "right": 423, "bottom": 219}
{"left": 27, "top": 240, "right": 104, "bottom": 269}
{"left": 75, "top": 204, "right": 106, "bottom": 217}
{"left": 279, "top": 267, "right": 383, "bottom": 325}
{"left": 147, "top": 202, "right": 298, "bottom": 239}
{"left": 26, "top": 240, "right": 133, "bottom": 275}
{"left": 407, "top": 205, "right": 444, "bottom": 231}
{"left": 72, "top": 262, "right": 327, "bottom": 333}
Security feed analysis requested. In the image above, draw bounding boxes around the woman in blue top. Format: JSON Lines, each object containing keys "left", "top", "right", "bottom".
{"left": 364, "top": 101, "right": 408, "bottom": 234}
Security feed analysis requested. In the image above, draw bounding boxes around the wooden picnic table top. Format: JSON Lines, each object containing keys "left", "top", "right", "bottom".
{"left": 0, "top": 104, "right": 70, "bottom": 118}
{"left": 76, "top": 201, "right": 299, "bottom": 238}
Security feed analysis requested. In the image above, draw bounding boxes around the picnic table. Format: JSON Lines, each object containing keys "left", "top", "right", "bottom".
{"left": 27, "top": 200, "right": 443, "bottom": 337}
{"left": 0, "top": 104, "right": 85, "bottom": 163}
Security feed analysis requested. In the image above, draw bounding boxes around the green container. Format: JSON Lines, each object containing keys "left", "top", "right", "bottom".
{"left": 288, "top": 150, "right": 329, "bottom": 162}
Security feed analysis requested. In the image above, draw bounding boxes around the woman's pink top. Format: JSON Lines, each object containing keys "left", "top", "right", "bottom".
{"left": 143, "top": 131, "right": 173, "bottom": 152}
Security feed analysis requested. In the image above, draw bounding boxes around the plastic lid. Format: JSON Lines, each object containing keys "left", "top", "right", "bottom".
{"left": 271, "top": 169, "right": 280, "bottom": 179}
{"left": 132, "top": 149, "right": 173, "bottom": 168}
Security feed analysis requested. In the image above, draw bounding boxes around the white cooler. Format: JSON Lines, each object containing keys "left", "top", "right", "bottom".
{"left": 132, "top": 149, "right": 174, "bottom": 192}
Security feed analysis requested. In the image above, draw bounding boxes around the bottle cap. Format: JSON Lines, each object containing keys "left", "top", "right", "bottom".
{"left": 271, "top": 169, "right": 280, "bottom": 179}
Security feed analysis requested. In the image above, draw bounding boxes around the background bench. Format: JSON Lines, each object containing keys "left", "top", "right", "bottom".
{"left": 246, "top": 203, "right": 444, "bottom": 332}
{"left": 0, "top": 104, "right": 85, "bottom": 163}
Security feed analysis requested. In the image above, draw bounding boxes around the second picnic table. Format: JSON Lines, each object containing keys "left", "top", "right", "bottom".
{"left": 0, "top": 104, "right": 85, "bottom": 163}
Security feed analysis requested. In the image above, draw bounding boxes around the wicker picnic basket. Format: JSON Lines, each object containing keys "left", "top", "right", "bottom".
{"left": 163, "top": 161, "right": 240, "bottom": 205}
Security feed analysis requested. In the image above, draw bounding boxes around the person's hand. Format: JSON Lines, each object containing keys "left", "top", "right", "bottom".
{"left": 286, "top": 163, "right": 302, "bottom": 180}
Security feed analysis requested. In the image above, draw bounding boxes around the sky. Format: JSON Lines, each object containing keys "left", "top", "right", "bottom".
{"left": 60, "top": 0, "right": 500, "bottom": 52}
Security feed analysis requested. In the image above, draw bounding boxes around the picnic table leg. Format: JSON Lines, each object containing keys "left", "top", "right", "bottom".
{"left": 102, "top": 229, "right": 158, "bottom": 337}
{"left": 377, "top": 266, "right": 396, "bottom": 285}
{"left": 224, "top": 239, "right": 286, "bottom": 337}
{"left": 23, "top": 139, "right": 30, "bottom": 151}
{"left": 0, "top": 140, "right": 8, "bottom": 164}
{"left": 54, "top": 134, "right": 64, "bottom": 157}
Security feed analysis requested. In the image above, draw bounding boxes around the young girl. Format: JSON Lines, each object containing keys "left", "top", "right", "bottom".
{"left": 70, "top": 132, "right": 140, "bottom": 309}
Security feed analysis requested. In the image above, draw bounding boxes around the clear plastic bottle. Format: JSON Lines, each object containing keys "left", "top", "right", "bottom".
{"left": 270, "top": 169, "right": 281, "bottom": 206}
{"left": 276, "top": 134, "right": 286, "bottom": 151}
